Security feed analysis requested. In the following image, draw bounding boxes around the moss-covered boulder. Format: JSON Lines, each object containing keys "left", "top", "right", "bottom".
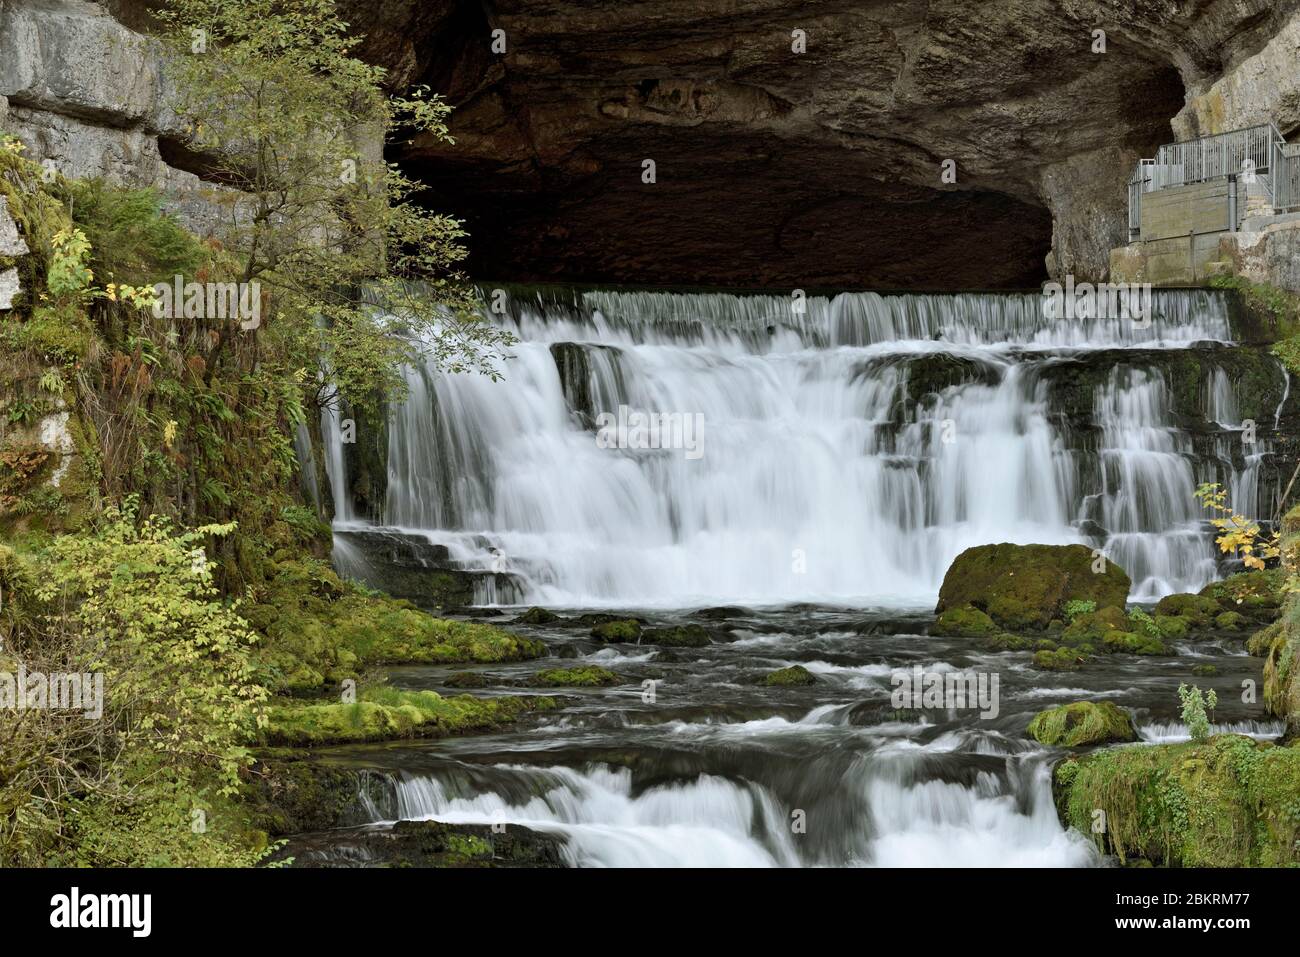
{"left": 590, "top": 619, "right": 642, "bottom": 642}
{"left": 1152, "top": 592, "right": 1221, "bottom": 627}
{"left": 1102, "top": 631, "right": 1165, "bottom": 655}
{"left": 1033, "top": 647, "right": 1088, "bottom": 671}
{"left": 1197, "top": 568, "right": 1286, "bottom": 622}
{"left": 1153, "top": 614, "right": 1188, "bottom": 641}
{"left": 761, "top": 665, "right": 817, "bottom": 686}
{"left": 1214, "top": 610, "right": 1248, "bottom": 631}
{"left": 642, "top": 624, "right": 711, "bottom": 647}
{"left": 524, "top": 666, "right": 620, "bottom": 687}
{"left": 932, "top": 605, "right": 998, "bottom": 637}
{"left": 517, "top": 606, "right": 561, "bottom": 625}
{"left": 935, "top": 543, "right": 1130, "bottom": 632}
{"left": 1027, "top": 701, "right": 1135, "bottom": 747}
{"left": 261, "top": 686, "right": 559, "bottom": 746}
{"left": 1060, "top": 606, "right": 1129, "bottom": 645}
{"left": 1053, "top": 735, "right": 1300, "bottom": 866}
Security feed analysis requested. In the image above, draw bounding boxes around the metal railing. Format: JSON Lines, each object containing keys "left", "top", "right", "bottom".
{"left": 1128, "top": 124, "right": 1300, "bottom": 239}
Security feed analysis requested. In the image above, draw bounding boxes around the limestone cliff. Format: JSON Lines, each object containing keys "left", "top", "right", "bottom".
{"left": 3, "top": 0, "right": 1300, "bottom": 288}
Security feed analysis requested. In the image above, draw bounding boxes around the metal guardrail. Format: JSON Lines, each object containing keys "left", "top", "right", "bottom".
{"left": 1128, "top": 124, "right": 1300, "bottom": 238}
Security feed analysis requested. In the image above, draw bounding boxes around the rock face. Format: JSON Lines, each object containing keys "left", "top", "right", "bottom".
{"left": 381, "top": 0, "right": 1300, "bottom": 288}
{"left": 935, "top": 542, "right": 1130, "bottom": 631}
{"left": 6, "top": 1, "right": 1300, "bottom": 288}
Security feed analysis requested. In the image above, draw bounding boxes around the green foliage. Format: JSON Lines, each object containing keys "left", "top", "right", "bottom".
{"left": 156, "top": 0, "right": 515, "bottom": 415}
{"left": 1063, "top": 599, "right": 1096, "bottom": 621}
{"left": 1178, "top": 683, "right": 1218, "bottom": 743}
{"left": 1126, "top": 607, "right": 1160, "bottom": 639}
{"left": 1, "top": 507, "right": 269, "bottom": 865}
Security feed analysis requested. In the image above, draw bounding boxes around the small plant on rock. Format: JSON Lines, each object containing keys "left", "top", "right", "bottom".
{"left": 1178, "top": 683, "right": 1218, "bottom": 743}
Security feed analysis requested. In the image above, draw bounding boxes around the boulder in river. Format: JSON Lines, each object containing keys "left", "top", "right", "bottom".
{"left": 761, "top": 665, "right": 817, "bottom": 686}
{"left": 1027, "top": 701, "right": 1135, "bottom": 747}
{"left": 935, "top": 543, "right": 1130, "bottom": 632}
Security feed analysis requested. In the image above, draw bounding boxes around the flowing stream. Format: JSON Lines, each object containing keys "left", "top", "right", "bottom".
{"left": 299, "top": 288, "right": 1289, "bottom": 867}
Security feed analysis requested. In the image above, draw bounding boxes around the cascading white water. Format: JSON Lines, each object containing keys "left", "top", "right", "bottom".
{"left": 330, "top": 288, "right": 1284, "bottom": 606}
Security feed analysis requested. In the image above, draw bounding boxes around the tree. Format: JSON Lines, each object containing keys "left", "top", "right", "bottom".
{"left": 155, "top": 0, "right": 513, "bottom": 413}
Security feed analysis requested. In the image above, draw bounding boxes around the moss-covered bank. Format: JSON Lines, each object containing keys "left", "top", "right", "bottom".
{"left": 1054, "top": 735, "right": 1300, "bottom": 866}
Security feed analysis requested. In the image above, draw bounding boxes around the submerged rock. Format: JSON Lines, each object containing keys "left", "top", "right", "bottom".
{"left": 524, "top": 666, "right": 621, "bottom": 687}
{"left": 278, "top": 820, "right": 568, "bottom": 868}
{"left": 517, "top": 606, "right": 562, "bottom": 625}
{"left": 1027, "top": 701, "right": 1135, "bottom": 747}
{"left": 936, "top": 543, "right": 1130, "bottom": 632}
{"left": 642, "top": 624, "right": 712, "bottom": 647}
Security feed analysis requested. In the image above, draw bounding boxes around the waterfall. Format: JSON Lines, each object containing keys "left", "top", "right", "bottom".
{"left": 327, "top": 287, "right": 1286, "bottom": 606}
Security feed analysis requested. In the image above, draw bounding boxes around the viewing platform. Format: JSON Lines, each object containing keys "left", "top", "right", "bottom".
{"left": 1115, "top": 124, "right": 1300, "bottom": 288}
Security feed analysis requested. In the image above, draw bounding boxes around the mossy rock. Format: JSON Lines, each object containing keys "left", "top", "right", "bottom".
{"left": 1197, "top": 568, "right": 1286, "bottom": 621}
{"left": 1101, "top": 631, "right": 1166, "bottom": 656}
{"left": 1154, "top": 614, "right": 1188, "bottom": 641}
{"left": 1033, "top": 647, "right": 1088, "bottom": 671}
{"left": 932, "top": 605, "right": 997, "bottom": 637}
{"left": 642, "top": 624, "right": 711, "bottom": 647}
{"left": 761, "top": 665, "right": 817, "bottom": 687}
{"left": 260, "top": 686, "right": 559, "bottom": 746}
{"left": 1060, "top": 606, "right": 1129, "bottom": 645}
{"left": 444, "top": 671, "right": 493, "bottom": 689}
{"left": 1214, "top": 611, "right": 1248, "bottom": 631}
{"left": 1152, "top": 592, "right": 1220, "bottom": 627}
{"left": 517, "top": 606, "right": 561, "bottom": 625}
{"left": 524, "top": 666, "right": 620, "bottom": 687}
{"left": 1192, "top": 664, "right": 1219, "bottom": 677}
{"left": 590, "top": 619, "right": 642, "bottom": 642}
{"left": 242, "top": 757, "right": 377, "bottom": 836}
{"left": 1027, "top": 701, "right": 1135, "bottom": 747}
{"left": 983, "top": 632, "right": 1036, "bottom": 651}
{"left": 1053, "top": 734, "right": 1300, "bottom": 866}
{"left": 935, "top": 543, "right": 1130, "bottom": 632}
{"left": 1246, "top": 620, "right": 1282, "bottom": 657}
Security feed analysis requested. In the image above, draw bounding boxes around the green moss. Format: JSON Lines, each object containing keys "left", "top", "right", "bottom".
{"left": 524, "top": 666, "right": 620, "bottom": 687}
{"left": 932, "top": 604, "right": 998, "bottom": 637}
{"left": 1102, "top": 631, "right": 1166, "bottom": 655}
{"left": 1054, "top": 734, "right": 1300, "bottom": 866}
{"left": 261, "top": 685, "right": 559, "bottom": 746}
{"left": 761, "top": 665, "right": 817, "bottom": 686}
{"left": 1192, "top": 664, "right": 1219, "bottom": 677}
{"left": 983, "top": 632, "right": 1036, "bottom": 651}
{"left": 250, "top": 559, "right": 545, "bottom": 694}
{"left": 1033, "top": 647, "right": 1088, "bottom": 671}
{"left": 1027, "top": 701, "right": 1135, "bottom": 747}
{"left": 1060, "top": 606, "right": 1129, "bottom": 645}
{"left": 1153, "top": 592, "right": 1221, "bottom": 627}
{"left": 641, "top": 624, "right": 711, "bottom": 647}
{"left": 1215, "top": 611, "right": 1248, "bottom": 631}
{"left": 590, "top": 619, "right": 642, "bottom": 642}
{"left": 935, "top": 543, "right": 1130, "bottom": 632}
{"left": 1154, "top": 614, "right": 1188, "bottom": 641}
{"left": 517, "top": 606, "right": 560, "bottom": 625}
